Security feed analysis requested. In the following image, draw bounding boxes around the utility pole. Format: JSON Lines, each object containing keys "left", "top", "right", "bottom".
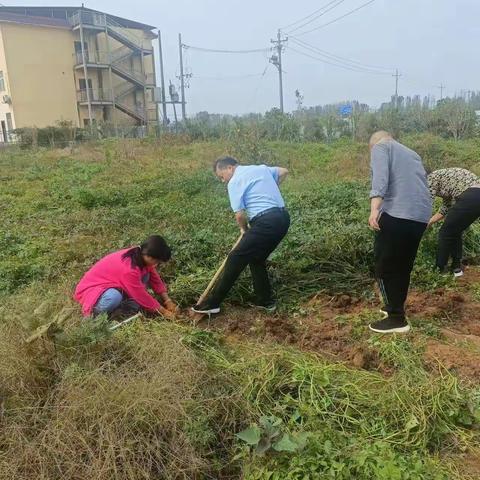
{"left": 79, "top": 8, "right": 93, "bottom": 130}
{"left": 270, "top": 30, "right": 287, "bottom": 113}
{"left": 169, "top": 81, "right": 179, "bottom": 133}
{"left": 437, "top": 84, "right": 445, "bottom": 101}
{"left": 178, "top": 33, "right": 186, "bottom": 120}
{"left": 158, "top": 29, "right": 168, "bottom": 126}
{"left": 392, "top": 68, "right": 401, "bottom": 109}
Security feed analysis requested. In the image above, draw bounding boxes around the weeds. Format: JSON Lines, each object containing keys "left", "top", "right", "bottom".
{"left": 0, "top": 136, "right": 479, "bottom": 478}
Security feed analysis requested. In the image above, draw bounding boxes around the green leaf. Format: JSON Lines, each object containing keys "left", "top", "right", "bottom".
{"left": 405, "top": 414, "right": 420, "bottom": 431}
{"left": 273, "top": 433, "right": 299, "bottom": 452}
{"left": 294, "top": 431, "right": 311, "bottom": 450}
{"left": 255, "top": 437, "right": 272, "bottom": 455}
{"left": 236, "top": 426, "right": 261, "bottom": 445}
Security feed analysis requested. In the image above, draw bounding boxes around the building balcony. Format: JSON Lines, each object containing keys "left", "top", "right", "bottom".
{"left": 74, "top": 50, "right": 156, "bottom": 88}
{"left": 77, "top": 88, "right": 113, "bottom": 104}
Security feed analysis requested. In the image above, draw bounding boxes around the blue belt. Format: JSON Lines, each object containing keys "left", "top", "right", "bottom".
{"left": 251, "top": 207, "right": 287, "bottom": 222}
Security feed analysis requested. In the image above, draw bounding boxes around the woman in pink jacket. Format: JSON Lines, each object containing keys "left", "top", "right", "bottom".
{"left": 74, "top": 235, "right": 177, "bottom": 319}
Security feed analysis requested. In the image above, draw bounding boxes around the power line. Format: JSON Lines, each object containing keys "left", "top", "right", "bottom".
{"left": 280, "top": 0, "right": 343, "bottom": 31}
{"left": 182, "top": 44, "right": 270, "bottom": 54}
{"left": 193, "top": 71, "right": 274, "bottom": 80}
{"left": 294, "top": 0, "right": 376, "bottom": 36}
{"left": 290, "top": 37, "right": 393, "bottom": 72}
{"left": 285, "top": 0, "right": 348, "bottom": 34}
{"left": 288, "top": 44, "right": 392, "bottom": 75}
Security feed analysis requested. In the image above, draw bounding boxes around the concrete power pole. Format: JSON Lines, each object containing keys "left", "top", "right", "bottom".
{"left": 437, "top": 84, "right": 445, "bottom": 101}
{"left": 393, "top": 68, "right": 401, "bottom": 109}
{"left": 158, "top": 30, "right": 168, "bottom": 126}
{"left": 178, "top": 33, "right": 187, "bottom": 120}
{"left": 270, "top": 30, "right": 287, "bottom": 113}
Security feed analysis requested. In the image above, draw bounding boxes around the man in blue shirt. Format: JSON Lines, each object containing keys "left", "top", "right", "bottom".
{"left": 193, "top": 156, "right": 290, "bottom": 314}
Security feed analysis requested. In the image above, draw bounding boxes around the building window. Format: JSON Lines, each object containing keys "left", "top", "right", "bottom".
{"left": 0, "top": 72, "right": 5, "bottom": 92}
{"left": 74, "top": 41, "right": 88, "bottom": 54}
{"left": 6, "top": 113, "right": 13, "bottom": 131}
{"left": 79, "top": 78, "right": 93, "bottom": 90}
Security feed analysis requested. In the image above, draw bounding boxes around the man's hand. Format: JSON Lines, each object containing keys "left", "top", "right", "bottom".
{"left": 369, "top": 197, "right": 383, "bottom": 231}
{"left": 277, "top": 167, "right": 289, "bottom": 185}
{"left": 428, "top": 212, "right": 444, "bottom": 228}
{"left": 235, "top": 211, "right": 249, "bottom": 235}
{"left": 369, "top": 209, "right": 381, "bottom": 231}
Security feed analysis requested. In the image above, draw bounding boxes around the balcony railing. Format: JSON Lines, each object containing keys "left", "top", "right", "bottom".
{"left": 73, "top": 51, "right": 156, "bottom": 86}
{"left": 68, "top": 10, "right": 152, "bottom": 53}
{"left": 74, "top": 50, "right": 110, "bottom": 66}
{"left": 69, "top": 10, "right": 107, "bottom": 28}
{"left": 77, "top": 88, "right": 113, "bottom": 103}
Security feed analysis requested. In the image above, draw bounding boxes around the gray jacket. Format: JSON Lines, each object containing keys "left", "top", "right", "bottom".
{"left": 370, "top": 140, "right": 432, "bottom": 223}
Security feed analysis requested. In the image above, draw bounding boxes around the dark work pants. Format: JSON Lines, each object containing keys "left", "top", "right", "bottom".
{"left": 375, "top": 213, "right": 427, "bottom": 319}
{"left": 207, "top": 209, "right": 290, "bottom": 307}
{"left": 436, "top": 188, "right": 480, "bottom": 270}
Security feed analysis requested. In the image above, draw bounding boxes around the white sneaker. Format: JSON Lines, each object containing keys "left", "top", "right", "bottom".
{"left": 453, "top": 269, "right": 464, "bottom": 278}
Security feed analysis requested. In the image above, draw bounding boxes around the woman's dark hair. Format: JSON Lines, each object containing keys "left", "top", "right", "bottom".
{"left": 122, "top": 235, "right": 172, "bottom": 269}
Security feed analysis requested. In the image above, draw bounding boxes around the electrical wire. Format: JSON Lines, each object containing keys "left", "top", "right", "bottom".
{"left": 294, "top": 0, "right": 376, "bottom": 36}
{"left": 193, "top": 71, "right": 274, "bottom": 80}
{"left": 182, "top": 44, "right": 270, "bottom": 54}
{"left": 280, "top": 0, "right": 343, "bottom": 31}
{"left": 288, "top": 44, "right": 392, "bottom": 75}
{"left": 290, "top": 37, "right": 393, "bottom": 72}
{"left": 285, "top": 0, "right": 348, "bottom": 34}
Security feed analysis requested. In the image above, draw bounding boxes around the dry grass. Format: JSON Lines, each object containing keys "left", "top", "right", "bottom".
{"left": 0, "top": 324, "right": 237, "bottom": 480}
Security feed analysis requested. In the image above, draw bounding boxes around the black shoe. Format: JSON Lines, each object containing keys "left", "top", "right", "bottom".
{"left": 252, "top": 301, "right": 277, "bottom": 313}
{"left": 369, "top": 317, "right": 410, "bottom": 334}
{"left": 191, "top": 302, "right": 220, "bottom": 314}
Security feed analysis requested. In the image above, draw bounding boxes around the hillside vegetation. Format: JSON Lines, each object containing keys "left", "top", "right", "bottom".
{"left": 0, "top": 134, "right": 480, "bottom": 479}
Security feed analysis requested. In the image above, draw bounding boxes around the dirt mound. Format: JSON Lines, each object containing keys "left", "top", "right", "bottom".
{"left": 424, "top": 339, "right": 480, "bottom": 380}
{"left": 205, "top": 299, "right": 381, "bottom": 371}
{"left": 407, "top": 289, "right": 466, "bottom": 319}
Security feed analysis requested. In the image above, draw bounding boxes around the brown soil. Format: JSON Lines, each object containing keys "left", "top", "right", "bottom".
{"left": 197, "top": 294, "right": 381, "bottom": 372}
{"left": 193, "top": 266, "right": 480, "bottom": 379}
{"left": 424, "top": 340, "right": 480, "bottom": 380}
{"left": 454, "top": 450, "right": 480, "bottom": 479}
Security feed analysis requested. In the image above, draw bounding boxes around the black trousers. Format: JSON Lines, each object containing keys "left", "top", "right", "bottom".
{"left": 207, "top": 208, "right": 290, "bottom": 307}
{"left": 375, "top": 213, "right": 427, "bottom": 319}
{"left": 436, "top": 188, "right": 480, "bottom": 270}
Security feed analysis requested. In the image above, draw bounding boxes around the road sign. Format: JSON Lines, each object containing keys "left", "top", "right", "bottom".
{"left": 339, "top": 104, "right": 353, "bottom": 116}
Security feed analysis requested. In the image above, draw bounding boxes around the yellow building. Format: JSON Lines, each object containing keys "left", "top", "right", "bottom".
{"left": 0, "top": 6, "right": 159, "bottom": 140}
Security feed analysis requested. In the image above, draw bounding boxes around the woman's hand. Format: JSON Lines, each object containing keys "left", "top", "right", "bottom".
{"left": 428, "top": 212, "right": 444, "bottom": 228}
{"left": 164, "top": 298, "right": 179, "bottom": 314}
{"left": 157, "top": 305, "right": 176, "bottom": 320}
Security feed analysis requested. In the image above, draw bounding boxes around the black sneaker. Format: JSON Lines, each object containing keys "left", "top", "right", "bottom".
{"left": 191, "top": 303, "right": 220, "bottom": 315}
{"left": 252, "top": 302, "right": 277, "bottom": 313}
{"left": 369, "top": 317, "right": 410, "bottom": 334}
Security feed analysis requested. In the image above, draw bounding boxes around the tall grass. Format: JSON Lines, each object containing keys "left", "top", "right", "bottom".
{"left": 0, "top": 135, "right": 479, "bottom": 478}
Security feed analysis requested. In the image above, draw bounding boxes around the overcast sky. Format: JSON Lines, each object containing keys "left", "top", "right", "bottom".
{"left": 6, "top": 0, "right": 480, "bottom": 116}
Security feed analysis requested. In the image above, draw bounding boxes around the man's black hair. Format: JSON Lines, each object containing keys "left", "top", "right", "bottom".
{"left": 213, "top": 156, "right": 238, "bottom": 172}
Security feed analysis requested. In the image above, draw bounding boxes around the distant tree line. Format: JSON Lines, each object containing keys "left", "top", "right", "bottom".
{"left": 184, "top": 91, "right": 480, "bottom": 143}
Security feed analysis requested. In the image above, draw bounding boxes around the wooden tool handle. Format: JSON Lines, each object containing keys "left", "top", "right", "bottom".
{"left": 196, "top": 234, "right": 243, "bottom": 305}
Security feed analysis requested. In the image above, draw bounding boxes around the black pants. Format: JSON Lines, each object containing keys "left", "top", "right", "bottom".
{"left": 375, "top": 213, "right": 427, "bottom": 319}
{"left": 207, "top": 208, "right": 290, "bottom": 307}
{"left": 436, "top": 188, "right": 480, "bottom": 270}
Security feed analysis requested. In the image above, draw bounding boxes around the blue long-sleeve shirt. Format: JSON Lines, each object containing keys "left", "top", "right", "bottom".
{"left": 370, "top": 140, "right": 432, "bottom": 224}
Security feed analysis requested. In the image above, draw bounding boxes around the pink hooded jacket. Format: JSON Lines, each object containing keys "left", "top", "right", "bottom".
{"left": 74, "top": 248, "right": 167, "bottom": 316}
